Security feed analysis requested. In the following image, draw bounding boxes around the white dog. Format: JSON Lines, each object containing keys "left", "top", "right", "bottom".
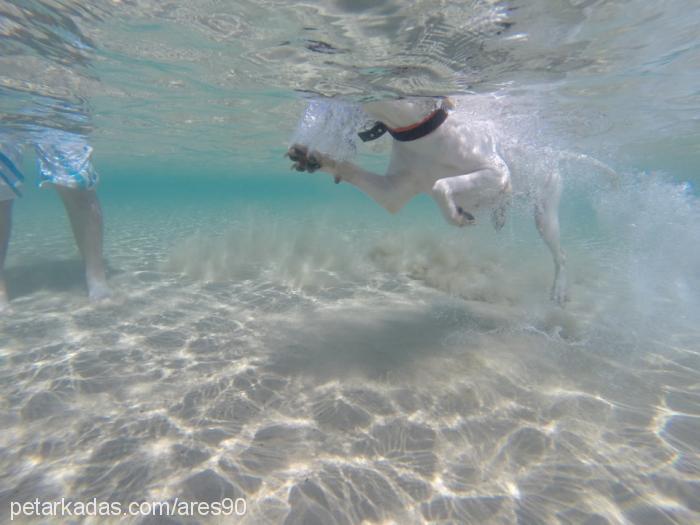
{"left": 288, "top": 98, "right": 593, "bottom": 304}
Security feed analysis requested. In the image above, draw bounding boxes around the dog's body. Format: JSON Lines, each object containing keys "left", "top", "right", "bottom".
{"left": 288, "top": 98, "right": 570, "bottom": 304}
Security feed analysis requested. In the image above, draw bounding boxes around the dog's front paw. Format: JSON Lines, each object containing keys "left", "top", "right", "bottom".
{"left": 285, "top": 144, "right": 337, "bottom": 175}
{"left": 456, "top": 206, "right": 476, "bottom": 226}
{"left": 305, "top": 150, "right": 343, "bottom": 183}
{"left": 305, "top": 151, "right": 322, "bottom": 173}
{"left": 286, "top": 144, "right": 311, "bottom": 172}
{"left": 286, "top": 144, "right": 306, "bottom": 162}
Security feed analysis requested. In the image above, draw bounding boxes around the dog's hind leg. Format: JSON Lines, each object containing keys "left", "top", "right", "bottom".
{"left": 534, "top": 172, "right": 567, "bottom": 305}
{"left": 491, "top": 178, "right": 512, "bottom": 231}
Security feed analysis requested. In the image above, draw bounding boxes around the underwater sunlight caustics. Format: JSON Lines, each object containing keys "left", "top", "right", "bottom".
{"left": 1, "top": 1, "right": 700, "bottom": 524}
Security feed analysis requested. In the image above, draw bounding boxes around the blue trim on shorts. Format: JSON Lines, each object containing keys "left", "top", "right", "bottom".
{"left": 0, "top": 150, "right": 24, "bottom": 197}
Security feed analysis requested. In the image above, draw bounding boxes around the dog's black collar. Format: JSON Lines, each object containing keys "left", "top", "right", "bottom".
{"left": 358, "top": 122, "right": 389, "bottom": 142}
{"left": 358, "top": 107, "right": 449, "bottom": 143}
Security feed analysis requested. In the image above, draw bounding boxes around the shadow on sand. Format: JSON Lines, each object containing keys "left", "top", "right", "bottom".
{"left": 4, "top": 258, "right": 118, "bottom": 300}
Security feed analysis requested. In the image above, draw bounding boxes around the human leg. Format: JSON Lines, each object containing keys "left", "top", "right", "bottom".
{"left": 34, "top": 129, "right": 109, "bottom": 301}
{"left": 0, "top": 139, "right": 24, "bottom": 310}
{"left": 0, "top": 199, "right": 12, "bottom": 309}
{"left": 55, "top": 186, "right": 110, "bottom": 301}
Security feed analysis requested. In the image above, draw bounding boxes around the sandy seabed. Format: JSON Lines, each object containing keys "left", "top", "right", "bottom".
{"left": 1, "top": 199, "right": 699, "bottom": 525}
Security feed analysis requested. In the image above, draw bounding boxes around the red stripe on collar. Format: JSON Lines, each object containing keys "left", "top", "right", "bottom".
{"left": 389, "top": 108, "right": 443, "bottom": 134}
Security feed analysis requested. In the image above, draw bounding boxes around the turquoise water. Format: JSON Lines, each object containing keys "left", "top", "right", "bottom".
{"left": 2, "top": 1, "right": 700, "bottom": 524}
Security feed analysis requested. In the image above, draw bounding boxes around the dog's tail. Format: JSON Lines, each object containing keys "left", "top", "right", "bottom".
{"left": 558, "top": 151, "right": 619, "bottom": 188}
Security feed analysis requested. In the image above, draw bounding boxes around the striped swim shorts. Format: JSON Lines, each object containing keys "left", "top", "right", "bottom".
{"left": 0, "top": 128, "right": 98, "bottom": 200}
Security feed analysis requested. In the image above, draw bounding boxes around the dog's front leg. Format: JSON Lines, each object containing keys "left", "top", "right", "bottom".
{"left": 287, "top": 145, "right": 417, "bottom": 214}
{"left": 431, "top": 169, "right": 510, "bottom": 227}
{"left": 330, "top": 162, "right": 418, "bottom": 214}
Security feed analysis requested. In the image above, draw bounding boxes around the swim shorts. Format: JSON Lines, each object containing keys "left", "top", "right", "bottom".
{"left": 0, "top": 128, "right": 99, "bottom": 201}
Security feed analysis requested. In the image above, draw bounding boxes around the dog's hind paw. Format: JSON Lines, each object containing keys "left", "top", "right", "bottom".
{"left": 491, "top": 205, "right": 507, "bottom": 231}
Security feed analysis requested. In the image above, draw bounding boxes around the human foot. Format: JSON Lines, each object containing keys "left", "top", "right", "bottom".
{"left": 87, "top": 275, "right": 111, "bottom": 302}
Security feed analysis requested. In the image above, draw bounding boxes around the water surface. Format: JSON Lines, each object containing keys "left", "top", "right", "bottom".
{"left": 1, "top": 1, "right": 699, "bottom": 523}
